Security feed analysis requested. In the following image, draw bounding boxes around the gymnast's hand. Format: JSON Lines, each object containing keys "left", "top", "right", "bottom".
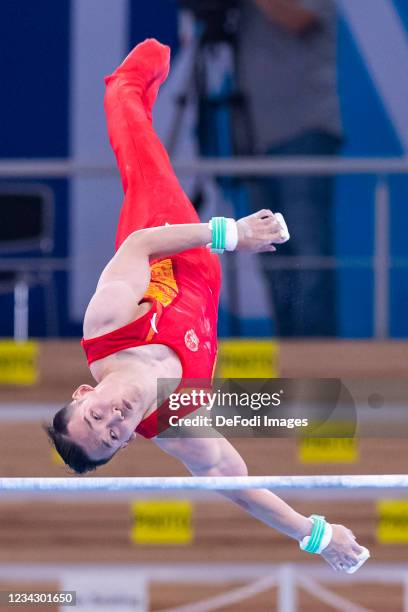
{"left": 236, "top": 209, "right": 289, "bottom": 253}
{"left": 321, "top": 524, "right": 365, "bottom": 571}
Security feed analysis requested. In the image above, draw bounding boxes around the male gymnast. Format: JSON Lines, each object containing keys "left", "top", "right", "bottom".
{"left": 47, "top": 39, "right": 368, "bottom": 572}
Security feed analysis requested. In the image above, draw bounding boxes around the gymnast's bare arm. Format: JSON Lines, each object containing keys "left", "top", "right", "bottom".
{"left": 155, "top": 434, "right": 365, "bottom": 572}
{"left": 84, "top": 210, "right": 284, "bottom": 336}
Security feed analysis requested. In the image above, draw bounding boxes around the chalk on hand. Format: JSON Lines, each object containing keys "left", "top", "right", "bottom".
{"left": 346, "top": 546, "right": 370, "bottom": 574}
{"left": 275, "top": 212, "right": 290, "bottom": 243}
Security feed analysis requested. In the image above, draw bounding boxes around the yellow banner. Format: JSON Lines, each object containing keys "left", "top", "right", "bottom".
{"left": 298, "top": 438, "right": 358, "bottom": 463}
{"left": 216, "top": 339, "right": 278, "bottom": 378}
{"left": 130, "top": 500, "right": 193, "bottom": 545}
{"left": 377, "top": 500, "right": 408, "bottom": 544}
{"left": 0, "top": 340, "right": 38, "bottom": 385}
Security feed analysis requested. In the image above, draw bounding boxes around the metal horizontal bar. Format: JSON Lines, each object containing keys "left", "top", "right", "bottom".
{"left": 0, "top": 258, "right": 71, "bottom": 272}
{"left": 0, "top": 256, "right": 407, "bottom": 275}
{"left": 1, "top": 475, "right": 408, "bottom": 493}
{"left": 1, "top": 157, "right": 408, "bottom": 178}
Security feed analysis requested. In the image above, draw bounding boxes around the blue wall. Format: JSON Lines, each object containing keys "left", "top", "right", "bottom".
{"left": 0, "top": 0, "right": 73, "bottom": 336}
{"left": 336, "top": 10, "right": 408, "bottom": 337}
{"left": 0, "top": 1, "right": 70, "bottom": 157}
{"left": 129, "top": 0, "right": 179, "bottom": 52}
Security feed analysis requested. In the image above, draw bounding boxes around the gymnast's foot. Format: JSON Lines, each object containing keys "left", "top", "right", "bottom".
{"left": 117, "top": 38, "right": 170, "bottom": 120}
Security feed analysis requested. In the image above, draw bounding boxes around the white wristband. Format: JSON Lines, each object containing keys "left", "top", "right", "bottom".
{"left": 316, "top": 521, "right": 333, "bottom": 553}
{"left": 225, "top": 218, "right": 238, "bottom": 251}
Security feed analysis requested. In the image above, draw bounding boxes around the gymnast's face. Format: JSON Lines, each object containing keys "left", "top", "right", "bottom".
{"left": 66, "top": 384, "right": 137, "bottom": 461}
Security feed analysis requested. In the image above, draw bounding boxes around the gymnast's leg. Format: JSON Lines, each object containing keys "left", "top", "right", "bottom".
{"left": 104, "top": 38, "right": 201, "bottom": 250}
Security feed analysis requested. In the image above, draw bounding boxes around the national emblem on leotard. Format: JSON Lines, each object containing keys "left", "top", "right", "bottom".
{"left": 184, "top": 329, "right": 199, "bottom": 352}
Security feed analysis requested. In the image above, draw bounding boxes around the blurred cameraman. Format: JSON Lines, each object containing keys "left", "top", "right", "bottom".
{"left": 237, "top": 0, "right": 342, "bottom": 337}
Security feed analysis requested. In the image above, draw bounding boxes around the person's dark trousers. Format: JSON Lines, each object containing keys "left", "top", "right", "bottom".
{"left": 254, "top": 130, "right": 342, "bottom": 337}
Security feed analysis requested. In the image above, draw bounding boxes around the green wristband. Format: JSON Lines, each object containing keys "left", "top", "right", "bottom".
{"left": 303, "top": 515, "right": 326, "bottom": 554}
{"left": 211, "top": 217, "right": 227, "bottom": 253}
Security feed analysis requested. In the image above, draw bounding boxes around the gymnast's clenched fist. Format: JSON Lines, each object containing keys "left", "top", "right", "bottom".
{"left": 236, "top": 209, "right": 290, "bottom": 253}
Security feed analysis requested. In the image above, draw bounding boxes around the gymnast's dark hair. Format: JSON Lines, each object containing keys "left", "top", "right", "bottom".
{"left": 44, "top": 403, "right": 112, "bottom": 475}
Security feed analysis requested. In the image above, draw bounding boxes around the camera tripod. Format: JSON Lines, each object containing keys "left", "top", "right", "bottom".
{"left": 168, "top": 5, "right": 254, "bottom": 335}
